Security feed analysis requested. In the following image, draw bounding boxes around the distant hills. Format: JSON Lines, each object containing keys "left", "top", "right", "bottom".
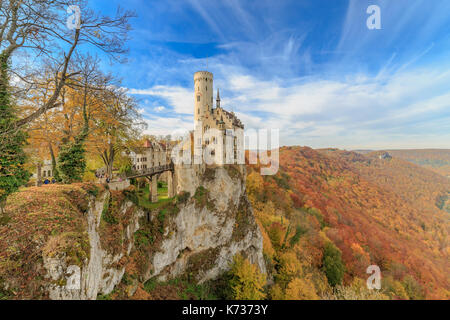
{"left": 353, "top": 149, "right": 450, "bottom": 177}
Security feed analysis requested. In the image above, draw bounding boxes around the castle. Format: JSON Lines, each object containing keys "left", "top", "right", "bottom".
{"left": 192, "top": 71, "right": 244, "bottom": 165}
{"left": 133, "top": 70, "right": 244, "bottom": 169}
{"left": 129, "top": 71, "right": 245, "bottom": 201}
{"left": 193, "top": 71, "right": 243, "bottom": 134}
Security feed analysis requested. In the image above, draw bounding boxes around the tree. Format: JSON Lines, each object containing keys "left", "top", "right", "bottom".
{"left": 55, "top": 54, "right": 107, "bottom": 182}
{"left": 322, "top": 242, "right": 346, "bottom": 287}
{"left": 0, "top": 53, "right": 30, "bottom": 214}
{"left": 56, "top": 134, "right": 87, "bottom": 183}
{"left": 402, "top": 275, "right": 425, "bottom": 300}
{"left": 88, "top": 86, "right": 145, "bottom": 178}
{"left": 229, "top": 254, "right": 266, "bottom": 300}
{"left": 284, "top": 277, "right": 319, "bottom": 300}
{"left": 0, "top": 0, "right": 135, "bottom": 129}
{"left": 0, "top": 0, "right": 134, "bottom": 195}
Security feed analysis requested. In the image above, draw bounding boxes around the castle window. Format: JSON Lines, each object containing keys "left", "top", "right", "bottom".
{"left": 197, "top": 95, "right": 200, "bottom": 102}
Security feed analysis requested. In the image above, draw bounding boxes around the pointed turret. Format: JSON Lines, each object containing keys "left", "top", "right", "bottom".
{"left": 216, "top": 88, "right": 221, "bottom": 108}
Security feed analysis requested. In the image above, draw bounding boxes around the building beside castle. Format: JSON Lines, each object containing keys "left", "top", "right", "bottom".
{"left": 130, "top": 139, "right": 170, "bottom": 171}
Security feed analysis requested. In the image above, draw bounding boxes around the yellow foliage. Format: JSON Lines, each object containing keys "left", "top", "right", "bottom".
{"left": 278, "top": 252, "right": 303, "bottom": 281}
{"left": 269, "top": 284, "right": 285, "bottom": 300}
{"left": 256, "top": 219, "right": 276, "bottom": 259}
{"left": 229, "top": 254, "right": 266, "bottom": 300}
{"left": 285, "top": 277, "right": 319, "bottom": 300}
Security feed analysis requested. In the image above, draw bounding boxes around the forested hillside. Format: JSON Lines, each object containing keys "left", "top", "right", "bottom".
{"left": 247, "top": 147, "right": 450, "bottom": 300}
{"left": 370, "top": 150, "right": 450, "bottom": 177}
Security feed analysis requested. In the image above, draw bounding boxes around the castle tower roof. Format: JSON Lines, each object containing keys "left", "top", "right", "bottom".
{"left": 216, "top": 88, "right": 221, "bottom": 108}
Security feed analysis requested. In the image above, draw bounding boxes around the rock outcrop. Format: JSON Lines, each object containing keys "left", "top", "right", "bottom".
{"left": 149, "top": 165, "right": 266, "bottom": 283}
{"left": 0, "top": 165, "right": 265, "bottom": 300}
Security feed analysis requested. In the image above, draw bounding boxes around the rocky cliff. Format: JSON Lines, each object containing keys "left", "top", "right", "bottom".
{"left": 0, "top": 165, "right": 265, "bottom": 300}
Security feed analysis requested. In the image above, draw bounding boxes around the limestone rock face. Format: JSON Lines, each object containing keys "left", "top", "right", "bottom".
{"left": 1, "top": 165, "right": 265, "bottom": 300}
{"left": 44, "top": 193, "right": 144, "bottom": 300}
{"left": 150, "top": 166, "right": 266, "bottom": 283}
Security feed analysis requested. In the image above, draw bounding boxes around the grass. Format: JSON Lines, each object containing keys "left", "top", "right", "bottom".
{"left": 137, "top": 182, "right": 175, "bottom": 210}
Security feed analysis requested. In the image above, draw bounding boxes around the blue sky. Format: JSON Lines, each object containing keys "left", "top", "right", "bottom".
{"left": 90, "top": 0, "right": 450, "bottom": 149}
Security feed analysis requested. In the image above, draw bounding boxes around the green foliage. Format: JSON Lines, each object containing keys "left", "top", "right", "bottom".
{"left": 183, "top": 282, "right": 217, "bottom": 300}
{"left": 289, "top": 224, "right": 307, "bottom": 247}
{"left": 322, "top": 242, "right": 345, "bottom": 287}
{"left": 143, "top": 277, "right": 158, "bottom": 292}
{"left": 119, "top": 162, "right": 133, "bottom": 175}
{"left": 176, "top": 191, "right": 190, "bottom": 204}
{"left": 56, "top": 138, "right": 87, "bottom": 184}
{"left": 402, "top": 275, "right": 425, "bottom": 300}
{"left": 435, "top": 193, "right": 449, "bottom": 211}
{"left": 123, "top": 188, "right": 139, "bottom": 205}
{"left": 273, "top": 172, "right": 290, "bottom": 190}
{"left": 0, "top": 212, "right": 11, "bottom": 226}
{"left": 306, "top": 207, "right": 327, "bottom": 229}
{"left": 134, "top": 229, "right": 154, "bottom": 247}
{"left": 193, "top": 186, "right": 215, "bottom": 211}
{"left": 0, "top": 53, "right": 30, "bottom": 211}
{"left": 101, "top": 193, "right": 117, "bottom": 224}
{"left": 193, "top": 186, "right": 207, "bottom": 202}
{"left": 97, "top": 293, "right": 113, "bottom": 300}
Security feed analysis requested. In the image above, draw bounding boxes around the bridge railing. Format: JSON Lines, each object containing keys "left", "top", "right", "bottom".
{"left": 126, "top": 163, "right": 174, "bottom": 178}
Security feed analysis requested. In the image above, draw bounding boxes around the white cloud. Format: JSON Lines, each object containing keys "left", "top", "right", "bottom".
{"left": 129, "top": 86, "right": 193, "bottom": 114}
{"left": 133, "top": 63, "right": 450, "bottom": 149}
{"left": 143, "top": 116, "right": 193, "bottom": 137}
{"left": 154, "top": 106, "right": 166, "bottom": 112}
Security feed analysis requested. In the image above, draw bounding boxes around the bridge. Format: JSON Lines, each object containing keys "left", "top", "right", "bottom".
{"left": 126, "top": 163, "right": 174, "bottom": 179}
{"left": 126, "top": 162, "right": 175, "bottom": 203}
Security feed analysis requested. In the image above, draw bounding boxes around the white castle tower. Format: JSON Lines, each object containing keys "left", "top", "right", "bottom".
{"left": 194, "top": 71, "right": 214, "bottom": 123}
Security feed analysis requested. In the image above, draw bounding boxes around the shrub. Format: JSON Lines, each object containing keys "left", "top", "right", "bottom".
{"left": 402, "top": 275, "right": 425, "bottom": 300}
{"left": 176, "top": 191, "right": 190, "bottom": 204}
{"left": 322, "top": 242, "right": 345, "bottom": 287}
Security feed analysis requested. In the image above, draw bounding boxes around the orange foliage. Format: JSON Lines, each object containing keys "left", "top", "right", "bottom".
{"left": 247, "top": 146, "right": 450, "bottom": 299}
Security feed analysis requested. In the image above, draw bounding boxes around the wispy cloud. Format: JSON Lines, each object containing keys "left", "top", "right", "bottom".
{"left": 97, "top": 0, "right": 450, "bottom": 149}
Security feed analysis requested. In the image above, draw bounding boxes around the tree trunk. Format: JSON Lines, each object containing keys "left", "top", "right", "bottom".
{"left": 107, "top": 144, "right": 115, "bottom": 178}
{"left": 36, "top": 163, "right": 42, "bottom": 187}
{"left": 48, "top": 142, "right": 57, "bottom": 178}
